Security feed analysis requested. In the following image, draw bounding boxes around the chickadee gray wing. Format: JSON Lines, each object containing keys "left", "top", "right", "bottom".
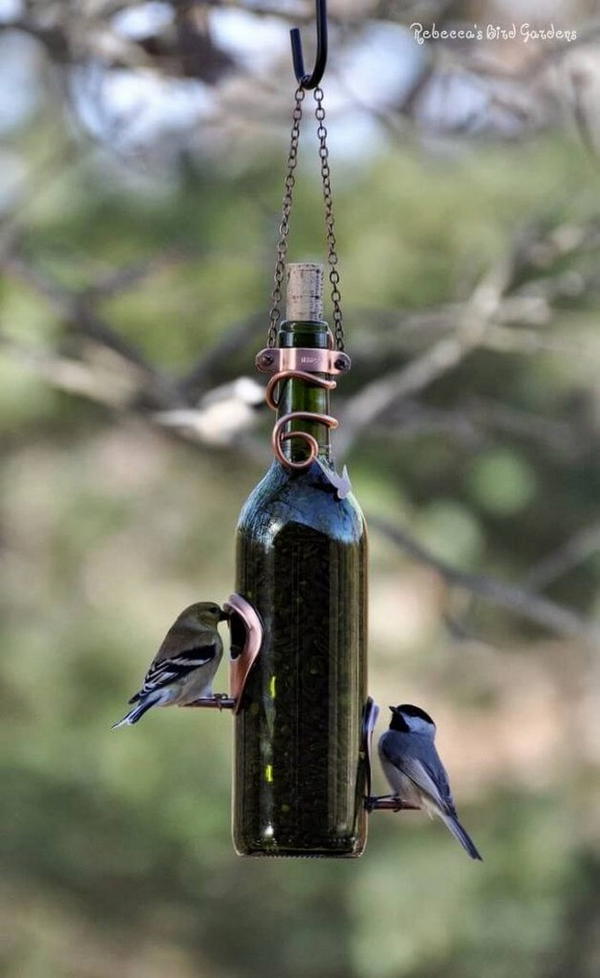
{"left": 380, "top": 732, "right": 455, "bottom": 814}
{"left": 409, "top": 737, "right": 456, "bottom": 812}
{"left": 399, "top": 754, "right": 453, "bottom": 814}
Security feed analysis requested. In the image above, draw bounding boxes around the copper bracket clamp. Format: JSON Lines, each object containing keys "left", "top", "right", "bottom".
{"left": 256, "top": 344, "right": 352, "bottom": 491}
{"left": 183, "top": 594, "right": 262, "bottom": 714}
{"left": 256, "top": 347, "right": 351, "bottom": 376}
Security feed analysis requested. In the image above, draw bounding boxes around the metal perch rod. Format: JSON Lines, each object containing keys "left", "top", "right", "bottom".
{"left": 183, "top": 696, "right": 236, "bottom": 710}
{"left": 365, "top": 797, "right": 420, "bottom": 812}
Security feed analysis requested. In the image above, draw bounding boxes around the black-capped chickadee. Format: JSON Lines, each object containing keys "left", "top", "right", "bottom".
{"left": 153, "top": 377, "right": 265, "bottom": 446}
{"left": 378, "top": 704, "right": 482, "bottom": 861}
{"left": 113, "top": 602, "right": 227, "bottom": 727}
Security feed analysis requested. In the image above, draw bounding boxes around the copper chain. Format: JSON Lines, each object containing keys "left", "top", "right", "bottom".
{"left": 267, "top": 87, "right": 304, "bottom": 348}
{"left": 267, "top": 87, "right": 344, "bottom": 351}
{"left": 313, "top": 87, "right": 344, "bottom": 351}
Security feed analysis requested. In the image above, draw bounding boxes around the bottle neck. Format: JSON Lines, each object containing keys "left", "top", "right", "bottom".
{"left": 277, "top": 319, "right": 332, "bottom": 465}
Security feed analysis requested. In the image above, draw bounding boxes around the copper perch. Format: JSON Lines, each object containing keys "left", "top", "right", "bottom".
{"left": 181, "top": 593, "right": 262, "bottom": 714}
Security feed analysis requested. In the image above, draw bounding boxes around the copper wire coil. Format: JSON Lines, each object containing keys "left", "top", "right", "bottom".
{"left": 265, "top": 369, "right": 338, "bottom": 470}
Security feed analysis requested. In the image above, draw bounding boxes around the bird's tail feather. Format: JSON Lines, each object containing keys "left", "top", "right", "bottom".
{"left": 441, "top": 812, "right": 483, "bottom": 861}
{"left": 112, "top": 696, "right": 158, "bottom": 728}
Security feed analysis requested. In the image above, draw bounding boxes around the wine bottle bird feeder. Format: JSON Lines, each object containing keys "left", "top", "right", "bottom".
{"left": 181, "top": 0, "right": 405, "bottom": 855}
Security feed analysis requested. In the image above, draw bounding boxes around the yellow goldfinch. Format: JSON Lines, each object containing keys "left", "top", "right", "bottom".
{"left": 113, "top": 602, "right": 226, "bottom": 727}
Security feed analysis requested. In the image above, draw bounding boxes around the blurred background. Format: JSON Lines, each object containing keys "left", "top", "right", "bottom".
{"left": 1, "top": 1, "right": 600, "bottom": 976}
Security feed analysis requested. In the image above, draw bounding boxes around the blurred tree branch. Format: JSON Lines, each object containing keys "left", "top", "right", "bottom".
{"left": 522, "top": 522, "right": 600, "bottom": 592}
{"left": 178, "top": 312, "right": 264, "bottom": 401}
{"left": 371, "top": 516, "right": 600, "bottom": 643}
{"left": 1, "top": 0, "right": 598, "bottom": 147}
{"left": 4, "top": 254, "right": 164, "bottom": 380}
{"left": 337, "top": 259, "right": 512, "bottom": 456}
{"left": 337, "top": 217, "right": 599, "bottom": 457}
{"left": 1, "top": 209, "right": 599, "bottom": 644}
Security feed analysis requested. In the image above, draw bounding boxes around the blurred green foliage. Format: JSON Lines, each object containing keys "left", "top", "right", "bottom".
{"left": 1, "top": 79, "right": 600, "bottom": 978}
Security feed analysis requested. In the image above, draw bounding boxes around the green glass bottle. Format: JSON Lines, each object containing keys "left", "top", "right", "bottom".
{"left": 232, "top": 264, "right": 368, "bottom": 857}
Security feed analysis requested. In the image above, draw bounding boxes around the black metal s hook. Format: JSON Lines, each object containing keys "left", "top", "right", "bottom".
{"left": 290, "top": 0, "right": 328, "bottom": 90}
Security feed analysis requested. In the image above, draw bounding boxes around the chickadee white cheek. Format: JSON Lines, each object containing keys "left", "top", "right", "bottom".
{"left": 404, "top": 716, "right": 434, "bottom": 736}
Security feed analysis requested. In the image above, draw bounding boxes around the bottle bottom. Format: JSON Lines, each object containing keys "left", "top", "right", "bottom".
{"left": 235, "top": 847, "right": 365, "bottom": 859}
{"left": 233, "top": 837, "right": 366, "bottom": 859}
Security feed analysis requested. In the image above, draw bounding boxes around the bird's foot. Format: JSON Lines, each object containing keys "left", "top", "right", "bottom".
{"left": 214, "top": 692, "right": 236, "bottom": 712}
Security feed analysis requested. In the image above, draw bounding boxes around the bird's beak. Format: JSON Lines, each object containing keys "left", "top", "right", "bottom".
{"left": 219, "top": 609, "right": 229, "bottom": 622}
{"left": 389, "top": 706, "right": 397, "bottom": 714}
